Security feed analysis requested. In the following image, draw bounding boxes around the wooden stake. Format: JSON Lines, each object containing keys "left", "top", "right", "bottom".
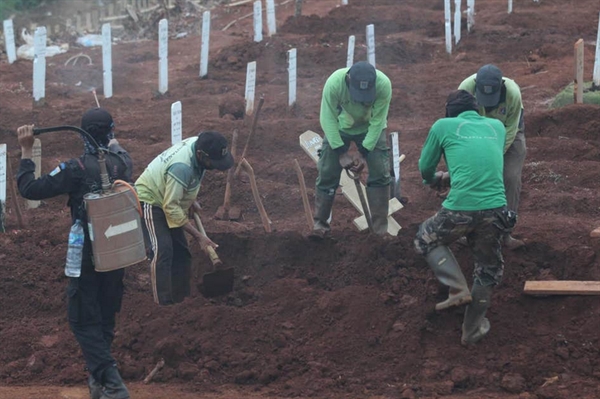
{"left": 234, "top": 95, "right": 265, "bottom": 178}
{"left": 293, "top": 159, "right": 313, "bottom": 231}
{"left": 574, "top": 38, "right": 584, "bottom": 104}
{"left": 590, "top": 227, "right": 600, "bottom": 237}
{"left": 524, "top": 281, "right": 600, "bottom": 296}
{"left": 240, "top": 158, "right": 271, "bottom": 232}
{"left": 143, "top": 358, "right": 165, "bottom": 384}
{"left": 6, "top": 159, "right": 25, "bottom": 229}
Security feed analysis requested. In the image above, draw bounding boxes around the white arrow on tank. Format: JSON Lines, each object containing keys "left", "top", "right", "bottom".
{"left": 104, "top": 220, "right": 138, "bottom": 239}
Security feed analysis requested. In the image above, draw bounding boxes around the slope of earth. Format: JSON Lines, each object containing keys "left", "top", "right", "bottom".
{"left": 0, "top": 0, "right": 599, "bottom": 398}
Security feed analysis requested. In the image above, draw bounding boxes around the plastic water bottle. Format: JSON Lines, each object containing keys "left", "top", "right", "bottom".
{"left": 65, "top": 219, "right": 84, "bottom": 278}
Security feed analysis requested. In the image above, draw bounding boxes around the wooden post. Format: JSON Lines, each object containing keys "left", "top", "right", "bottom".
{"left": 574, "top": 38, "right": 584, "bottom": 104}
{"left": 294, "top": 0, "right": 303, "bottom": 17}
{"left": 293, "top": 159, "right": 313, "bottom": 231}
{"left": 26, "top": 139, "right": 41, "bottom": 209}
{"left": 240, "top": 158, "right": 272, "bottom": 233}
{"left": 594, "top": 12, "right": 600, "bottom": 88}
{"left": 235, "top": 95, "right": 264, "bottom": 178}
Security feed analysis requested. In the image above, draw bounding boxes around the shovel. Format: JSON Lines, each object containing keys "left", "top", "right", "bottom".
{"left": 345, "top": 168, "right": 374, "bottom": 234}
{"left": 215, "top": 129, "right": 242, "bottom": 220}
{"left": 193, "top": 212, "right": 235, "bottom": 298}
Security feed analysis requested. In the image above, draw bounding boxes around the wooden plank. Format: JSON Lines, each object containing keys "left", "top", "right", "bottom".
{"left": 590, "top": 227, "right": 600, "bottom": 237}
{"left": 523, "top": 281, "right": 600, "bottom": 296}
{"left": 299, "top": 130, "right": 402, "bottom": 236}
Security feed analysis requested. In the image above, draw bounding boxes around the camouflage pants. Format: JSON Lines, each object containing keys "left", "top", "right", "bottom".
{"left": 414, "top": 207, "right": 506, "bottom": 286}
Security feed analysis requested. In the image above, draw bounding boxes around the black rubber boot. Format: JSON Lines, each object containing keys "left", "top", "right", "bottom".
{"left": 309, "top": 191, "right": 334, "bottom": 240}
{"left": 366, "top": 186, "right": 389, "bottom": 235}
{"left": 100, "top": 366, "right": 130, "bottom": 399}
{"left": 88, "top": 374, "right": 103, "bottom": 399}
{"left": 461, "top": 282, "right": 493, "bottom": 345}
{"left": 426, "top": 246, "right": 472, "bottom": 311}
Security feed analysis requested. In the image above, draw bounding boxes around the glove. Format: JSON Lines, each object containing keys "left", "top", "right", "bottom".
{"left": 429, "top": 171, "right": 450, "bottom": 190}
{"left": 357, "top": 143, "right": 370, "bottom": 158}
{"left": 338, "top": 152, "right": 355, "bottom": 169}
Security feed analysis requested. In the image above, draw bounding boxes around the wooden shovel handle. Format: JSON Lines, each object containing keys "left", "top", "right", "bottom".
{"left": 240, "top": 158, "right": 272, "bottom": 233}
{"left": 193, "top": 212, "right": 222, "bottom": 266}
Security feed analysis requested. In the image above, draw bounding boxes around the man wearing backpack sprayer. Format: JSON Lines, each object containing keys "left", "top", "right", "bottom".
{"left": 16, "top": 108, "right": 132, "bottom": 399}
{"left": 311, "top": 61, "right": 393, "bottom": 238}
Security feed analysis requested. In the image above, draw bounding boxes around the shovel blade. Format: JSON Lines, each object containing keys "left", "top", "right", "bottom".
{"left": 200, "top": 268, "right": 235, "bottom": 298}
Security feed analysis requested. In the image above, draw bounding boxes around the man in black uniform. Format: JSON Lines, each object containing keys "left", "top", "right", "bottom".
{"left": 16, "top": 108, "right": 131, "bottom": 399}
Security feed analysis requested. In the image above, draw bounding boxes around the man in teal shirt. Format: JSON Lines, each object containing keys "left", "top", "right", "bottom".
{"left": 458, "top": 64, "right": 526, "bottom": 249}
{"left": 312, "top": 61, "right": 392, "bottom": 238}
{"left": 415, "top": 90, "right": 516, "bottom": 345}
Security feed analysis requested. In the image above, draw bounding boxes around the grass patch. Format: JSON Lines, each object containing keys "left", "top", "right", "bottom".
{"left": 550, "top": 81, "right": 600, "bottom": 108}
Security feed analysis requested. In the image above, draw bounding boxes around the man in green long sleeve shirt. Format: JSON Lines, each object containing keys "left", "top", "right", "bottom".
{"left": 458, "top": 64, "right": 526, "bottom": 249}
{"left": 415, "top": 90, "right": 516, "bottom": 346}
{"left": 312, "top": 61, "right": 392, "bottom": 238}
{"left": 135, "top": 131, "right": 234, "bottom": 305}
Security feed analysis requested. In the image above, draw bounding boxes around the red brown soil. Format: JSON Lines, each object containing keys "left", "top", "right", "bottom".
{"left": 1, "top": 0, "right": 600, "bottom": 398}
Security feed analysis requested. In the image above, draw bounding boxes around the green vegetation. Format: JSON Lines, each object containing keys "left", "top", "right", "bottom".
{"left": 0, "top": 0, "right": 51, "bottom": 21}
{"left": 551, "top": 81, "right": 600, "bottom": 108}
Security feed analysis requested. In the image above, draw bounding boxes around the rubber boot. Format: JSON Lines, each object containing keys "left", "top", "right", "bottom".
{"left": 366, "top": 186, "right": 389, "bottom": 236}
{"left": 504, "top": 234, "right": 525, "bottom": 250}
{"left": 426, "top": 246, "right": 472, "bottom": 311}
{"left": 88, "top": 374, "right": 103, "bottom": 399}
{"left": 99, "top": 366, "right": 130, "bottom": 399}
{"left": 461, "top": 282, "right": 493, "bottom": 345}
{"left": 309, "top": 191, "right": 334, "bottom": 240}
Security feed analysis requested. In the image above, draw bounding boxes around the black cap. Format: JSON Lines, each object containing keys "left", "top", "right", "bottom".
{"left": 195, "top": 131, "right": 234, "bottom": 171}
{"left": 475, "top": 64, "right": 503, "bottom": 107}
{"left": 348, "top": 61, "right": 377, "bottom": 103}
{"left": 80, "top": 107, "right": 114, "bottom": 136}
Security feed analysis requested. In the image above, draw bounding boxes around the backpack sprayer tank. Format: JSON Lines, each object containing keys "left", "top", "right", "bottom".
{"left": 33, "top": 126, "right": 146, "bottom": 272}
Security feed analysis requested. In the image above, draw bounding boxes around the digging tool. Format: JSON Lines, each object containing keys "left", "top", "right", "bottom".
{"left": 192, "top": 212, "right": 234, "bottom": 297}
{"left": 293, "top": 158, "right": 313, "bottom": 231}
{"left": 215, "top": 129, "right": 242, "bottom": 220}
{"left": 345, "top": 168, "right": 374, "bottom": 234}
{"left": 240, "top": 158, "right": 272, "bottom": 232}
{"left": 234, "top": 95, "right": 265, "bottom": 178}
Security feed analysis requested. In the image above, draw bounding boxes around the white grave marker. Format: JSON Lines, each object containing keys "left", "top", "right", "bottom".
{"left": 288, "top": 48, "right": 297, "bottom": 107}
{"left": 253, "top": 1, "right": 263, "bottom": 43}
{"left": 158, "top": 19, "right": 169, "bottom": 94}
{"left": 102, "top": 23, "right": 113, "bottom": 98}
{"left": 266, "top": 0, "right": 276, "bottom": 36}
{"left": 200, "top": 11, "right": 210, "bottom": 78}
{"left": 171, "top": 101, "right": 182, "bottom": 145}
{"left": 27, "top": 139, "right": 42, "bottom": 209}
{"left": 3, "top": 20, "right": 16, "bottom": 64}
{"left": 454, "top": 0, "right": 461, "bottom": 45}
{"left": 346, "top": 35, "right": 355, "bottom": 68}
{"left": 390, "top": 132, "right": 401, "bottom": 200}
{"left": 341, "top": 0, "right": 348, "bottom": 5}
{"left": 594, "top": 12, "right": 600, "bottom": 87}
{"left": 444, "top": 0, "right": 452, "bottom": 54}
{"left": 33, "top": 27, "right": 47, "bottom": 103}
{"left": 467, "top": 0, "right": 475, "bottom": 32}
{"left": 366, "top": 24, "right": 375, "bottom": 67}
{"left": 245, "top": 61, "right": 257, "bottom": 115}
{"left": 508, "top": 0, "right": 513, "bottom": 14}
{"left": 0, "top": 144, "right": 6, "bottom": 216}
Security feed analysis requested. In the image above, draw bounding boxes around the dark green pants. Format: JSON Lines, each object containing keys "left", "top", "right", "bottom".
{"left": 316, "top": 130, "right": 391, "bottom": 197}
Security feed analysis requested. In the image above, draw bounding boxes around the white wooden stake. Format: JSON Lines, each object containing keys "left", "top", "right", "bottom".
{"left": 3, "top": 20, "right": 16, "bottom": 64}
{"left": 467, "top": 0, "right": 475, "bottom": 33}
{"left": 33, "top": 27, "right": 47, "bottom": 103}
{"left": 158, "top": 19, "right": 169, "bottom": 94}
{"left": 102, "top": 23, "right": 113, "bottom": 99}
{"left": 453, "top": 0, "right": 461, "bottom": 45}
{"left": 444, "top": 0, "right": 452, "bottom": 54}
{"left": 0, "top": 144, "right": 6, "bottom": 220}
{"left": 171, "top": 101, "right": 182, "bottom": 145}
{"left": 390, "top": 132, "right": 400, "bottom": 200}
{"left": 594, "top": 12, "right": 600, "bottom": 87}
{"left": 508, "top": 0, "right": 513, "bottom": 14}
{"left": 341, "top": 0, "right": 348, "bottom": 5}
{"left": 288, "top": 48, "right": 297, "bottom": 107}
{"left": 346, "top": 35, "right": 355, "bottom": 68}
{"left": 245, "top": 61, "right": 257, "bottom": 115}
{"left": 266, "top": 0, "right": 276, "bottom": 37}
{"left": 253, "top": 1, "right": 263, "bottom": 43}
{"left": 27, "top": 139, "right": 41, "bottom": 209}
{"left": 574, "top": 38, "right": 584, "bottom": 104}
{"left": 366, "top": 24, "right": 375, "bottom": 67}
{"left": 200, "top": 11, "right": 210, "bottom": 78}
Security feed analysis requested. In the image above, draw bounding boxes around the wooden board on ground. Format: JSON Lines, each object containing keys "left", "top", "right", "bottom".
{"left": 523, "top": 281, "right": 600, "bottom": 296}
{"left": 299, "top": 130, "right": 403, "bottom": 236}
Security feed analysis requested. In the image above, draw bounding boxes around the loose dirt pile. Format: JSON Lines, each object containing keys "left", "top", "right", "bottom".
{"left": 0, "top": 0, "right": 599, "bottom": 398}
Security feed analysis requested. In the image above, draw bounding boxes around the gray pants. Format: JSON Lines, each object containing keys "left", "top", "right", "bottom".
{"left": 504, "top": 131, "right": 526, "bottom": 214}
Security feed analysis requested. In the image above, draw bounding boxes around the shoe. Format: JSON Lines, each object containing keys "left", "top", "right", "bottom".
{"left": 425, "top": 246, "right": 472, "bottom": 311}
{"left": 366, "top": 186, "right": 390, "bottom": 236}
{"left": 461, "top": 282, "right": 493, "bottom": 345}
{"left": 504, "top": 234, "right": 525, "bottom": 250}
{"left": 309, "top": 191, "right": 334, "bottom": 240}
{"left": 88, "top": 374, "right": 103, "bottom": 399}
{"left": 99, "top": 366, "right": 130, "bottom": 399}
